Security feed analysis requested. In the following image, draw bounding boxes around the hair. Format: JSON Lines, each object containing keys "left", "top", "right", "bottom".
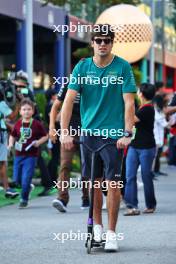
{"left": 20, "top": 98, "right": 35, "bottom": 109}
{"left": 155, "top": 81, "right": 164, "bottom": 92}
{"left": 45, "top": 88, "right": 57, "bottom": 101}
{"left": 153, "top": 94, "right": 165, "bottom": 111}
{"left": 91, "top": 24, "right": 115, "bottom": 41}
{"left": 139, "top": 83, "right": 156, "bottom": 100}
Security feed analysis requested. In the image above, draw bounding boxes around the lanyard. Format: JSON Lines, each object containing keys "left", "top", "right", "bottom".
{"left": 19, "top": 118, "right": 33, "bottom": 142}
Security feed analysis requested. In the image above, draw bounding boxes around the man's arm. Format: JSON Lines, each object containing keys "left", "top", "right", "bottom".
{"left": 60, "top": 89, "right": 78, "bottom": 149}
{"left": 49, "top": 99, "right": 62, "bottom": 143}
{"left": 124, "top": 93, "right": 135, "bottom": 131}
{"left": 163, "top": 106, "right": 176, "bottom": 115}
{"left": 117, "top": 93, "right": 135, "bottom": 148}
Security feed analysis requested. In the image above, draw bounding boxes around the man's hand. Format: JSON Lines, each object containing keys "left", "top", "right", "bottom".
{"left": 49, "top": 128, "right": 57, "bottom": 144}
{"left": 60, "top": 135, "right": 74, "bottom": 150}
{"left": 116, "top": 137, "right": 131, "bottom": 149}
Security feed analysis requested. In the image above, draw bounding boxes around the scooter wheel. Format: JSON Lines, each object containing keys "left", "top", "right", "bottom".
{"left": 87, "top": 239, "right": 92, "bottom": 254}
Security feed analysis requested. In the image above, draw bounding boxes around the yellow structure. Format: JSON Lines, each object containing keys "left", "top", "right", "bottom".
{"left": 96, "top": 4, "right": 153, "bottom": 63}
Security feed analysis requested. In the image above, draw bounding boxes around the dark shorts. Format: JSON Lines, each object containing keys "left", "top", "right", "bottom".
{"left": 80, "top": 135, "right": 123, "bottom": 181}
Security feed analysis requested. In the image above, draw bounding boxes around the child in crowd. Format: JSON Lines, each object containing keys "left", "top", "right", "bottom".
{"left": 124, "top": 83, "right": 156, "bottom": 216}
{"left": 8, "top": 99, "right": 48, "bottom": 208}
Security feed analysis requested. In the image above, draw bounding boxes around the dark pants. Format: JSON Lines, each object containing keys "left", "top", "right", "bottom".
{"left": 120, "top": 155, "right": 126, "bottom": 197}
{"left": 125, "top": 146, "right": 156, "bottom": 209}
{"left": 168, "top": 136, "right": 176, "bottom": 165}
{"left": 154, "top": 147, "right": 163, "bottom": 173}
{"left": 57, "top": 142, "right": 89, "bottom": 205}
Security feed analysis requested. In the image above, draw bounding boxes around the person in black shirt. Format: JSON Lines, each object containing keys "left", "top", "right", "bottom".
{"left": 49, "top": 86, "right": 89, "bottom": 212}
{"left": 167, "top": 93, "right": 176, "bottom": 166}
{"left": 124, "top": 83, "right": 157, "bottom": 216}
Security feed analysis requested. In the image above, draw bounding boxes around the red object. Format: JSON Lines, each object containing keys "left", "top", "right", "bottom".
{"left": 170, "top": 126, "right": 176, "bottom": 136}
{"left": 11, "top": 119, "right": 47, "bottom": 157}
{"left": 139, "top": 103, "right": 153, "bottom": 109}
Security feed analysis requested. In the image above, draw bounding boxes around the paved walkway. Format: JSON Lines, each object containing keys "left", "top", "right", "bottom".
{"left": 0, "top": 165, "right": 176, "bottom": 264}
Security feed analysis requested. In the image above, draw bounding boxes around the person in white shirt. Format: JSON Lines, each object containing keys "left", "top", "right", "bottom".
{"left": 153, "top": 95, "right": 168, "bottom": 176}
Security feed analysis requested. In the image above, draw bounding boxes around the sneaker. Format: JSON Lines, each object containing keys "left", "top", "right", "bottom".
{"left": 30, "top": 184, "right": 35, "bottom": 192}
{"left": 120, "top": 199, "right": 126, "bottom": 209}
{"left": 157, "top": 171, "right": 168, "bottom": 176}
{"left": 124, "top": 208, "right": 140, "bottom": 216}
{"left": 104, "top": 230, "right": 119, "bottom": 252}
{"left": 80, "top": 199, "right": 89, "bottom": 209}
{"left": 28, "top": 184, "right": 35, "bottom": 199}
{"left": 5, "top": 188, "right": 19, "bottom": 199}
{"left": 19, "top": 201, "right": 28, "bottom": 209}
{"left": 52, "top": 199, "right": 67, "bottom": 213}
{"left": 93, "top": 224, "right": 103, "bottom": 243}
{"left": 102, "top": 199, "right": 107, "bottom": 210}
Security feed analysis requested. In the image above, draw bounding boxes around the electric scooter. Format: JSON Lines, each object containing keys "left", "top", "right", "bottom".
{"left": 74, "top": 140, "right": 116, "bottom": 254}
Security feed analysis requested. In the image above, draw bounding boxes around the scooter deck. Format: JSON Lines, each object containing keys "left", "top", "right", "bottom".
{"left": 85, "top": 239, "right": 106, "bottom": 248}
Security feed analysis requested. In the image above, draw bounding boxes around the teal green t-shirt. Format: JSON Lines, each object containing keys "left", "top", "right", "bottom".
{"left": 68, "top": 56, "right": 136, "bottom": 139}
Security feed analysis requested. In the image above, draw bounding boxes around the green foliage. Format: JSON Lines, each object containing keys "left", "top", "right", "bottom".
{"left": 34, "top": 93, "right": 47, "bottom": 121}
{"left": 73, "top": 45, "right": 93, "bottom": 59}
{"left": 132, "top": 67, "right": 142, "bottom": 86}
{"left": 46, "top": 0, "right": 140, "bottom": 6}
{"left": 45, "top": 0, "right": 141, "bottom": 22}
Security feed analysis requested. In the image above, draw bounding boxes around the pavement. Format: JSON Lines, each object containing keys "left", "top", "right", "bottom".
{"left": 0, "top": 165, "right": 176, "bottom": 264}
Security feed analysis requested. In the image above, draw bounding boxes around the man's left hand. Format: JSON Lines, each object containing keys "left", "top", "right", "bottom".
{"left": 116, "top": 137, "right": 131, "bottom": 149}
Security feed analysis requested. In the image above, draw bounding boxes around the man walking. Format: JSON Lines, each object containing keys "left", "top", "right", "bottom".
{"left": 60, "top": 24, "right": 136, "bottom": 251}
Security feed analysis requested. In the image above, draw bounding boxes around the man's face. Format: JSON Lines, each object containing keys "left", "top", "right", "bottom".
{"left": 91, "top": 36, "right": 113, "bottom": 57}
{"left": 20, "top": 104, "right": 34, "bottom": 119}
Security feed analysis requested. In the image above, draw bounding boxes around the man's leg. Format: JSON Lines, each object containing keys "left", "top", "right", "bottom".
{"left": 107, "top": 180, "right": 121, "bottom": 231}
{"left": 58, "top": 145, "right": 75, "bottom": 204}
{"left": 100, "top": 142, "right": 124, "bottom": 251}
{"left": 93, "top": 178, "right": 103, "bottom": 226}
{"left": 52, "top": 145, "right": 75, "bottom": 212}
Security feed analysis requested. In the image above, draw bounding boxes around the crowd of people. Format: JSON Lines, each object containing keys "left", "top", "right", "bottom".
{"left": 1, "top": 23, "right": 176, "bottom": 251}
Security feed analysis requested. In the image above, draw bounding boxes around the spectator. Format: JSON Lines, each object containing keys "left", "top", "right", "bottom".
{"left": 167, "top": 93, "right": 176, "bottom": 166}
{"left": 39, "top": 88, "right": 61, "bottom": 196}
{"left": 0, "top": 88, "right": 19, "bottom": 198}
{"left": 153, "top": 95, "right": 168, "bottom": 176}
{"left": 49, "top": 85, "right": 89, "bottom": 212}
{"left": 13, "top": 71, "right": 53, "bottom": 195}
{"left": 8, "top": 99, "right": 48, "bottom": 208}
{"left": 124, "top": 83, "right": 156, "bottom": 216}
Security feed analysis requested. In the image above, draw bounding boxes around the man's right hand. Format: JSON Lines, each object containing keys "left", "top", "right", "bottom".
{"left": 60, "top": 135, "right": 74, "bottom": 150}
{"left": 49, "top": 128, "right": 57, "bottom": 144}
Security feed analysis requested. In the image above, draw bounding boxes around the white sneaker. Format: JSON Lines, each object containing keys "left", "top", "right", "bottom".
{"left": 52, "top": 199, "right": 67, "bottom": 213}
{"left": 93, "top": 224, "right": 103, "bottom": 242}
{"left": 104, "top": 230, "right": 119, "bottom": 252}
{"left": 102, "top": 199, "right": 107, "bottom": 210}
{"left": 120, "top": 199, "right": 126, "bottom": 209}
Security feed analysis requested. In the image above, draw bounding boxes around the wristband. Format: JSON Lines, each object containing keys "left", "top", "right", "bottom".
{"left": 124, "top": 130, "right": 133, "bottom": 138}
